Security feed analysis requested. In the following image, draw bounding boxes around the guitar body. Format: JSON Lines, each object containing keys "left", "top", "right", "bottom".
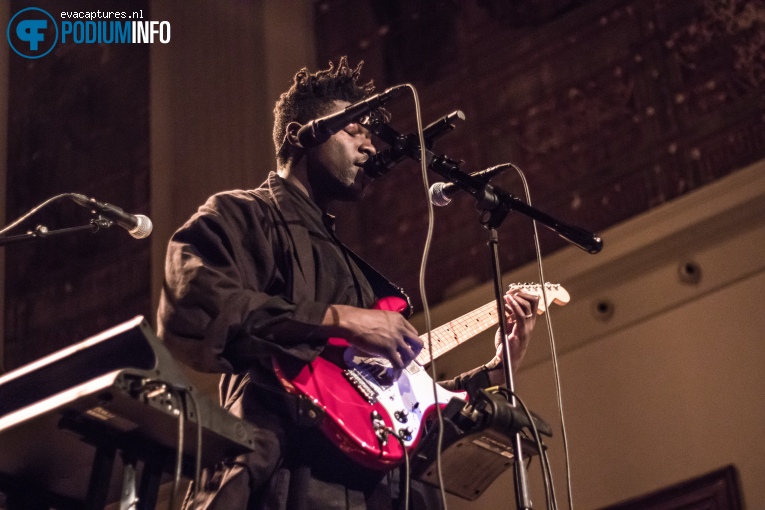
{"left": 272, "top": 296, "right": 465, "bottom": 470}
{"left": 272, "top": 284, "right": 569, "bottom": 470}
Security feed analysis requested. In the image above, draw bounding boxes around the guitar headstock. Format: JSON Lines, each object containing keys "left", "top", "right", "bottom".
{"left": 507, "top": 283, "right": 570, "bottom": 313}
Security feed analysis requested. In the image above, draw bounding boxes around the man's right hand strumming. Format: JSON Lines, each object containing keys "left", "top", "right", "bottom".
{"left": 321, "top": 304, "right": 423, "bottom": 370}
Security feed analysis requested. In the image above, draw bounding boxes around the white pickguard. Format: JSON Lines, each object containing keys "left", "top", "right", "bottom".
{"left": 343, "top": 347, "right": 466, "bottom": 447}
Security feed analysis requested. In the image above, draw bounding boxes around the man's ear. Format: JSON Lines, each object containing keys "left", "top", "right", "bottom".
{"left": 284, "top": 122, "right": 304, "bottom": 150}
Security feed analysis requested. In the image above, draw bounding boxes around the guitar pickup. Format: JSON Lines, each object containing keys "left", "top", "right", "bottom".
{"left": 342, "top": 369, "right": 378, "bottom": 403}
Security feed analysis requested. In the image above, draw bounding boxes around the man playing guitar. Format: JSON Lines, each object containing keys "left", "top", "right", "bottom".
{"left": 158, "top": 57, "right": 539, "bottom": 510}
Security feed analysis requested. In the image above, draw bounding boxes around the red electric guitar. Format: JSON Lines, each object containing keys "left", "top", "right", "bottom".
{"left": 272, "top": 283, "right": 569, "bottom": 470}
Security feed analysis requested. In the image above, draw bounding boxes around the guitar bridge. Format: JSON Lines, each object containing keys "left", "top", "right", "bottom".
{"left": 342, "top": 369, "right": 378, "bottom": 403}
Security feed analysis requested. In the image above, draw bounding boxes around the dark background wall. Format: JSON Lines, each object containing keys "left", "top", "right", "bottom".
{"left": 320, "top": 0, "right": 765, "bottom": 307}
{"left": 3, "top": 0, "right": 151, "bottom": 370}
{"left": 1, "top": 0, "right": 764, "bottom": 508}
{"left": 2, "top": 0, "right": 762, "bottom": 382}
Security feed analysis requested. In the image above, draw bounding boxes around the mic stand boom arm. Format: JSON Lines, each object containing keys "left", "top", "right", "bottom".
{"left": 0, "top": 218, "right": 114, "bottom": 247}
{"left": 364, "top": 117, "right": 603, "bottom": 254}
{"left": 432, "top": 153, "right": 603, "bottom": 254}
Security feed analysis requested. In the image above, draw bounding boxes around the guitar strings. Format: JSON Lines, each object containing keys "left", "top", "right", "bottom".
{"left": 419, "top": 302, "right": 499, "bottom": 363}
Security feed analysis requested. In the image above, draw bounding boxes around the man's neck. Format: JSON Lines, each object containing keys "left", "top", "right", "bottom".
{"left": 277, "top": 162, "right": 330, "bottom": 212}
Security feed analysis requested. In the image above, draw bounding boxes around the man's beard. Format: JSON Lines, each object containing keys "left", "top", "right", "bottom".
{"left": 309, "top": 163, "right": 368, "bottom": 203}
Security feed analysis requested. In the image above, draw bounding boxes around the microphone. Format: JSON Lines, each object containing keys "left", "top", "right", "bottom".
{"left": 71, "top": 194, "right": 153, "bottom": 239}
{"left": 297, "top": 84, "right": 407, "bottom": 149}
{"left": 363, "top": 110, "right": 465, "bottom": 178}
{"left": 429, "top": 164, "right": 511, "bottom": 206}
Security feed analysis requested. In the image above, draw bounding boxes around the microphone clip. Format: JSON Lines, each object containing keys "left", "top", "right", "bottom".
{"left": 362, "top": 110, "right": 465, "bottom": 179}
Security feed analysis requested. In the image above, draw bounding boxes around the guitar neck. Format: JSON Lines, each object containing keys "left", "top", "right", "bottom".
{"left": 412, "top": 283, "right": 568, "bottom": 366}
{"left": 414, "top": 300, "right": 499, "bottom": 366}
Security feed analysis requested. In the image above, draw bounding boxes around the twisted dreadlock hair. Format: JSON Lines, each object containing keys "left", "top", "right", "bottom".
{"left": 273, "top": 57, "right": 375, "bottom": 166}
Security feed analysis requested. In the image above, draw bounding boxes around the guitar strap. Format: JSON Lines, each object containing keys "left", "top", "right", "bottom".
{"left": 254, "top": 172, "right": 413, "bottom": 318}
{"left": 329, "top": 228, "right": 414, "bottom": 319}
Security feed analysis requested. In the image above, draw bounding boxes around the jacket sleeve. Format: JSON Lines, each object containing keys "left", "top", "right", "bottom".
{"left": 438, "top": 365, "right": 494, "bottom": 399}
{"left": 157, "top": 193, "right": 329, "bottom": 374}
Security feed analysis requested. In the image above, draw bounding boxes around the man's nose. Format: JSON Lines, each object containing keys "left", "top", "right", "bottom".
{"left": 360, "top": 138, "right": 377, "bottom": 157}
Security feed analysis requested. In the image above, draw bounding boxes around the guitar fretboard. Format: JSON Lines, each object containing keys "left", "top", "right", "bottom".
{"left": 412, "top": 283, "right": 566, "bottom": 366}
{"left": 415, "top": 300, "right": 499, "bottom": 366}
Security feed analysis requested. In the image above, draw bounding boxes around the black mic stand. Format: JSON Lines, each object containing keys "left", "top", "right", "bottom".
{"left": 434, "top": 157, "right": 536, "bottom": 509}
{"left": 365, "top": 116, "right": 602, "bottom": 509}
{"left": 484, "top": 197, "right": 534, "bottom": 510}
{"left": 0, "top": 217, "right": 115, "bottom": 247}
{"left": 423, "top": 156, "right": 602, "bottom": 510}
